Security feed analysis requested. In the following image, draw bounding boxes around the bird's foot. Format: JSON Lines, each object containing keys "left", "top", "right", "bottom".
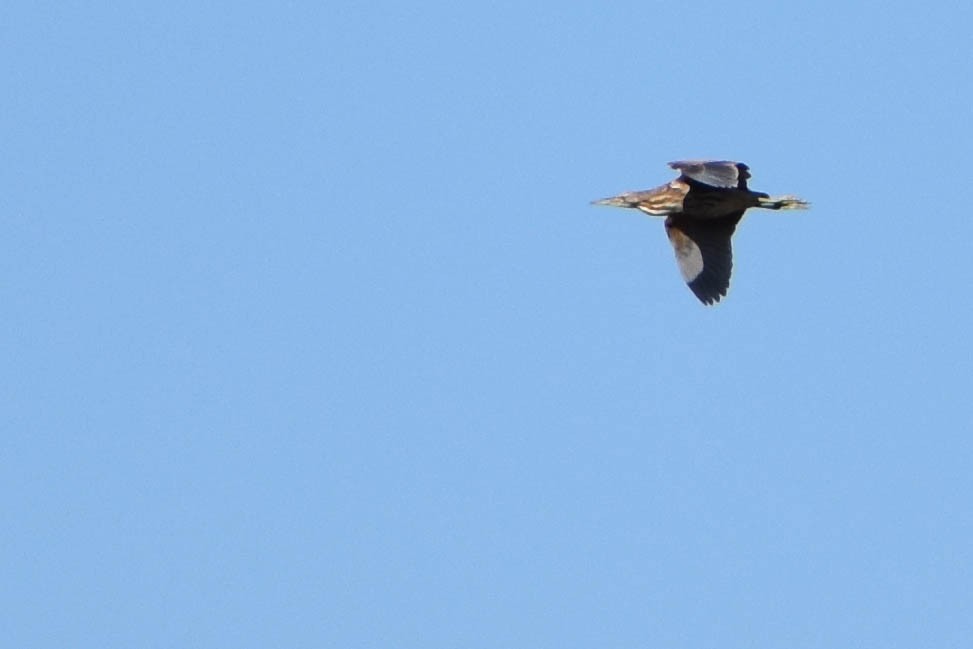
{"left": 760, "top": 195, "right": 810, "bottom": 210}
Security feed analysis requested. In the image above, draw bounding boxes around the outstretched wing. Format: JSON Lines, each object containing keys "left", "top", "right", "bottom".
{"left": 668, "top": 160, "right": 751, "bottom": 190}
{"left": 664, "top": 212, "right": 744, "bottom": 305}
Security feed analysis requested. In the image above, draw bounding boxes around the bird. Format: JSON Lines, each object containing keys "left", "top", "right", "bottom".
{"left": 592, "top": 160, "right": 809, "bottom": 305}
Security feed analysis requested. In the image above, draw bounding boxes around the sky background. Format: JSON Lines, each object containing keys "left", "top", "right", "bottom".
{"left": 3, "top": 1, "right": 973, "bottom": 647}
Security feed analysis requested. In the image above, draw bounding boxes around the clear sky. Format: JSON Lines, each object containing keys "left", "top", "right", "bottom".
{"left": 4, "top": 2, "right": 973, "bottom": 647}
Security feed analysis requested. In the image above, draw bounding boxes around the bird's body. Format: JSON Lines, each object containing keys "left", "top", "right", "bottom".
{"left": 592, "top": 160, "right": 808, "bottom": 305}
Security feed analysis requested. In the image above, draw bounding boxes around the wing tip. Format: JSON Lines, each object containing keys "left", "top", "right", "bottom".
{"left": 687, "top": 280, "right": 728, "bottom": 306}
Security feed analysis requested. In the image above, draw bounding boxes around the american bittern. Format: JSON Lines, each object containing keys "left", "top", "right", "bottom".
{"left": 592, "top": 160, "right": 808, "bottom": 305}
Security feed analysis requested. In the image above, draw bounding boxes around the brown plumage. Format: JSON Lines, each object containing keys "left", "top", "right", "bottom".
{"left": 592, "top": 160, "right": 809, "bottom": 305}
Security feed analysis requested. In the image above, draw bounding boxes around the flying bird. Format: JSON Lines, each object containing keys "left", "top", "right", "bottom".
{"left": 592, "top": 160, "right": 809, "bottom": 305}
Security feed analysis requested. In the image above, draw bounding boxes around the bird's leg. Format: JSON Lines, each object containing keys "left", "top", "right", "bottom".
{"left": 757, "top": 195, "right": 810, "bottom": 210}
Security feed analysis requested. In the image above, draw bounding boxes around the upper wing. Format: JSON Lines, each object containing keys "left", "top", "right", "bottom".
{"left": 668, "top": 160, "right": 751, "bottom": 190}
{"left": 664, "top": 212, "right": 743, "bottom": 305}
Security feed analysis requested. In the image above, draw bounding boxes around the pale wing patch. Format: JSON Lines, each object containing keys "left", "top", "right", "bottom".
{"left": 665, "top": 225, "right": 704, "bottom": 283}
{"left": 668, "top": 160, "right": 745, "bottom": 189}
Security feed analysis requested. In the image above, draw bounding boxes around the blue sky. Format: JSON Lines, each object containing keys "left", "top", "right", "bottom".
{"left": 4, "top": 2, "right": 973, "bottom": 647}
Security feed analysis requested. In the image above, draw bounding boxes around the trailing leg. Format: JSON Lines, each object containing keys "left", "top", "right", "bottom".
{"left": 757, "top": 195, "right": 810, "bottom": 210}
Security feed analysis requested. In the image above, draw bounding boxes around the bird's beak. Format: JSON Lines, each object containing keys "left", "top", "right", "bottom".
{"left": 590, "top": 195, "right": 633, "bottom": 208}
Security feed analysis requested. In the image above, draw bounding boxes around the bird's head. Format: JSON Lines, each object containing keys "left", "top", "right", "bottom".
{"left": 590, "top": 192, "right": 643, "bottom": 209}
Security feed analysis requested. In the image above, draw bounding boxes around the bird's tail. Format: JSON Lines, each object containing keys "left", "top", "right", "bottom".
{"left": 758, "top": 195, "right": 810, "bottom": 210}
